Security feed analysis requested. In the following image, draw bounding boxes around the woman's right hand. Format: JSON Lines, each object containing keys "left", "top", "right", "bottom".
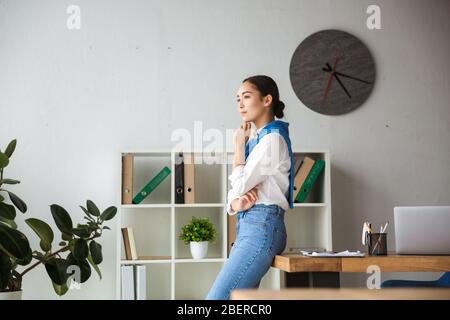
{"left": 231, "top": 185, "right": 259, "bottom": 212}
{"left": 233, "top": 122, "right": 251, "bottom": 147}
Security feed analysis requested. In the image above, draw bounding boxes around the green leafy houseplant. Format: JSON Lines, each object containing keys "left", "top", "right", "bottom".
{"left": 0, "top": 139, "right": 116, "bottom": 296}
{"left": 179, "top": 216, "right": 216, "bottom": 244}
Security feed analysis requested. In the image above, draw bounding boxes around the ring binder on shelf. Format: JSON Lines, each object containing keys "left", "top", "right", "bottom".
{"left": 183, "top": 153, "right": 195, "bottom": 204}
{"left": 175, "top": 152, "right": 185, "bottom": 204}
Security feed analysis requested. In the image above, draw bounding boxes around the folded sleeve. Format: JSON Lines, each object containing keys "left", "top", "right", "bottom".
{"left": 226, "top": 188, "right": 240, "bottom": 215}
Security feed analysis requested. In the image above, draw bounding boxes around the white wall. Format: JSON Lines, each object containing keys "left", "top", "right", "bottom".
{"left": 0, "top": 0, "right": 449, "bottom": 299}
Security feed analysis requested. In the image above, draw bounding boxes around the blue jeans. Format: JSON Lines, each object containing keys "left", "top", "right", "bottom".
{"left": 206, "top": 204, "right": 287, "bottom": 300}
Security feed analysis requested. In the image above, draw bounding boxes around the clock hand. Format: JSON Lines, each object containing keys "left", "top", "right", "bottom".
{"left": 333, "top": 71, "right": 372, "bottom": 84}
{"left": 333, "top": 73, "right": 352, "bottom": 98}
{"left": 322, "top": 64, "right": 331, "bottom": 72}
{"left": 321, "top": 70, "right": 334, "bottom": 104}
{"left": 321, "top": 55, "right": 340, "bottom": 104}
{"left": 323, "top": 67, "right": 372, "bottom": 85}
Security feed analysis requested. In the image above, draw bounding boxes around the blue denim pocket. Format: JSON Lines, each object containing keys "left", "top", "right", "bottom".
{"left": 243, "top": 211, "right": 267, "bottom": 227}
{"left": 269, "top": 224, "right": 287, "bottom": 256}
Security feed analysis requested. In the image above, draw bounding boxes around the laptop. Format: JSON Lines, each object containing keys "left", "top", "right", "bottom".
{"left": 394, "top": 206, "right": 450, "bottom": 255}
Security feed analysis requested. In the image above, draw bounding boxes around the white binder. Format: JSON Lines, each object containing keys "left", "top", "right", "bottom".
{"left": 121, "top": 265, "right": 134, "bottom": 300}
{"left": 134, "top": 265, "right": 147, "bottom": 300}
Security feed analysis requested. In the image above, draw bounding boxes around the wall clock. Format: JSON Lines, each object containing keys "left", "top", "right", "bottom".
{"left": 289, "top": 29, "right": 375, "bottom": 115}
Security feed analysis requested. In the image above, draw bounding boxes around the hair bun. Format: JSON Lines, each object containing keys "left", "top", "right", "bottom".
{"left": 273, "top": 100, "right": 285, "bottom": 118}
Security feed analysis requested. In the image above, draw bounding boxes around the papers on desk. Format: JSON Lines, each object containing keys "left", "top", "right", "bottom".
{"left": 301, "top": 250, "right": 365, "bottom": 257}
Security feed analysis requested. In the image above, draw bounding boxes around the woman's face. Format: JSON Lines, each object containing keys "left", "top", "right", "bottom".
{"left": 236, "top": 81, "right": 271, "bottom": 123}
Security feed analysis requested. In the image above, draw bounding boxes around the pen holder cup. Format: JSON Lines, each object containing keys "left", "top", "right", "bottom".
{"left": 367, "top": 233, "right": 387, "bottom": 256}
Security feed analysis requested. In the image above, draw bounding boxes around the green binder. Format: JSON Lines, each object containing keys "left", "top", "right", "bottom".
{"left": 132, "top": 166, "right": 171, "bottom": 204}
{"left": 294, "top": 159, "right": 325, "bottom": 203}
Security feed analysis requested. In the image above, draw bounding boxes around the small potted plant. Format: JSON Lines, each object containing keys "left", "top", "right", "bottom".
{"left": 179, "top": 216, "right": 216, "bottom": 259}
{"left": 0, "top": 139, "right": 116, "bottom": 299}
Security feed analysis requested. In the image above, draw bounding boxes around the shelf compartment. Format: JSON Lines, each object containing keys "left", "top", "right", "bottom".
{"left": 284, "top": 206, "right": 332, "bottom": 252}
{"left": 131, "top": 153, "right": 172, "bottom": 205}
{"left": 293, "top": 152, "right": 326, "bottom": 204}
{"left": 174, "top": 262, "right": 224, "bottom": 299}
{"left": 174, "top": 207, "right": 225, "bottom": 259}
{"left": 183, "top": 152, "right": 226, "bottom": 204}
{"left": 121, "top": 207, "right": 171, "bottom": 259}
{"left": 124, "top": 263, "right": 171, "bottom": 300}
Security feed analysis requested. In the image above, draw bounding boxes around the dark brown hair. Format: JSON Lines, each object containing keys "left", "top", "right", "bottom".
{"left": 243, "top": 75, "right": 285, "bottom": 118}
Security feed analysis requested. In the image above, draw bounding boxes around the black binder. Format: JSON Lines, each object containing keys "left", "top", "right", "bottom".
{"left": 175, "top": 152, "right": 184, "bottom": 204}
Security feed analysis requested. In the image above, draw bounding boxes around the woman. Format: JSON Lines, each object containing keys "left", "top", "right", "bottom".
{"left": 206, "top": 75, "right": 295, "bottom": 300}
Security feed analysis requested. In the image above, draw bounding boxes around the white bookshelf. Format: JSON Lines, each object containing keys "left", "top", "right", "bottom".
{"left": 116, "top": 149, "right": 332, "bottom": 300}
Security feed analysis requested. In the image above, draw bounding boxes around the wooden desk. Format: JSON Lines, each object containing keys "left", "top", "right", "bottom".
{"left": 272, "top": 253, "right": 450, "bottom": 287}
{"left": 274, "top": 253, "right": 450, "bottom": 272}
{"left": 231, "top": 288, "right": 450, "bottom": 300}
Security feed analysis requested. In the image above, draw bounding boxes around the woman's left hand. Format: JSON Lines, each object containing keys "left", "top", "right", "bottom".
{"left": 231, "top": 185, "right": 259, "bottom": 212}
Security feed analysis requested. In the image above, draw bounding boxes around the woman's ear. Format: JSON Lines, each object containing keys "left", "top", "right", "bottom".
{"left": 263, "top": 94, "right": 273, "bottom": 107}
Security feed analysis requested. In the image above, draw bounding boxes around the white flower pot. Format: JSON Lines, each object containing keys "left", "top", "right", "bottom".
{"left": 0, "top": 290, "right": 22, "bottom": 300}
{"left": 190, "top": 241, "right": 208, "bottom": 259}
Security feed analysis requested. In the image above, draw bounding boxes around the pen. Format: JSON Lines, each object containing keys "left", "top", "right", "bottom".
{"left": 381, "top": 221, "right": 389, "bottom": 233}
{"left": 362, "top": 222, "right": 371, "bottom": 246}
{"left": 372, "top": 221, "right": 389, "bottom": 254}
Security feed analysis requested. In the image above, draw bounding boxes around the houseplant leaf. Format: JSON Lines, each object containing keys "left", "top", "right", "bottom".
{"left": 73, "top": 238, "right": 88, "bottom": 260}
{"left": 4, "top": 139, "right": 17, "bottom": 158}
{"left": 89, "top": 240, "right": 103, "bottom": 264}
{"left": 0, "top": 179, "right": 20, "bottom": 185}
{"left": 62, "top": 232, "right": 73, "bottom": 241}
{"left": 79, "top": 205, "right": 95, "bottom": 220}
{"left": 86, "top": 200, "right": 100, "bottom": 216}
{"left": 72, "top": 225, "right": 91, "bottom": 238}
{"left": 0, "top": 152, "right": 9, "bottom": 168}
{"left": 0, "top": 216, "right": 17, "bottom": 229}
{"left": 100, "top": 206, "right": 117, "bottom": 221}
{"left": 67, "top": 253, "right": 91, "bottom": 283}
{"left": 6, "top": 191, "right": 27, "bottom": 213}
{"left": 25, "top": 218, "right": 54, "bottom": 252}
{"left": 0, "top": 202, "right": 16, "bottom": 220}
{"left": 0, "top": 250, "right": 12, "bottom": 290}
{"left": 0, "top": 224, "right": 32, "bottom": 265}
{"left": 50, "top": 204, "right": 73, "bottom": 234}
{"left": 52, "top": 281, "right": 69, "bottom": 296}
{"left": 87, "top": 254, "right": 102, "bottom": 280}
{"left": 45, "top": 258, "right": 69, "bottom": 286}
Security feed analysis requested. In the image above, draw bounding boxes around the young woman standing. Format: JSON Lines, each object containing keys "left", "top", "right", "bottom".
{"left": 206, "top": 75, "right": 295, "bottom": 300}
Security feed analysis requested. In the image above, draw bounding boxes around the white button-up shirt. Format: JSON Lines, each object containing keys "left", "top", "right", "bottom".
{"left": 226, "top": 127, "right": 291, "bottom": 215}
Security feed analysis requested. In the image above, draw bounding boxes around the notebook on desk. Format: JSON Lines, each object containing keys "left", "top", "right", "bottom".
{"left": 301, "top": 250, "right": 365, "bottom": 257}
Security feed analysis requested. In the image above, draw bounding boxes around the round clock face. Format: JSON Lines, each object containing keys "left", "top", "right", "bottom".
{"left": 289, "top": 29, "right": 375, "bottom": 115}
